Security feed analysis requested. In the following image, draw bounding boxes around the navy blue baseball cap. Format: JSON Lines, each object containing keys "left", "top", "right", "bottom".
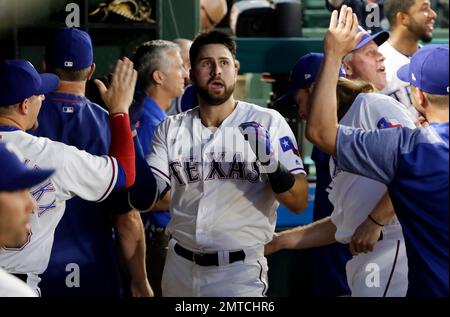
{"left": 0, "top": 60, "right": 60, "bottom": 107}
{"left": 277, "top": 53, "right": 346, "bottom": 103}
{"left": 352, "top": 26, "right": 389, "bottom": 52}
{"left": 0, "top": 142, "right": 54, "bottom": 192}
{"left": 45, "top": 27, "right": 93, "bottom": 70}
{"left": 397, "top": 45, "right": 449, "bottom": 95}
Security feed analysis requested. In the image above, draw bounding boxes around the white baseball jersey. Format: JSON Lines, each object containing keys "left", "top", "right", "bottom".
{"left": 0, "top": 268, "right": 37, "bottom": 297}
{"left": 329, "top": 93, "right": 417, "bottom": 244}
{"left": 379, "top": 41, "right": 418, "bottom": 118}
{"left": 329, "top": 93, "right": 415, "bottom": 296}
{"left": 0, "top": 129, "right": 118, "bottom": 289}
{"left": 148, "top": 101, "right": 306, "bottom": 252}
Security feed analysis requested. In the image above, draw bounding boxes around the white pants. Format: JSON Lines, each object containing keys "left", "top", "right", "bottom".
{"left": 162, "top": 239, "right": 268, "bottom": 297}
{"left": 346, "top": 227, "right": 408, "bottom": 297}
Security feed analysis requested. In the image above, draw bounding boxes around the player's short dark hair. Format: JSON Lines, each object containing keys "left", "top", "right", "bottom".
{"left": 384, "top": 0, "right": 416, "bottom": 26}
{"left": 189, "top": 30, "right": 237, "bottom": 67}
{"left": 46, "top": 65, "right": 92, "bottom": 82}
{"left": 131, "top": 40, "right": 179, "bottom": 91}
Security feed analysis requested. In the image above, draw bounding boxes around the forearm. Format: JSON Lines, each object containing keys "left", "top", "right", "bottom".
{"left": 109, "top": 113, "right": 135, "bottom": 188}
{"left": 275, "top": 174, "right": 309, "bottom": 214}
{"left": 115, "top": 210, "right": 148, "bottom": 282}
{"left": 152, "top": 191, "right": 170, "bottom": 211}
{"left": 369, "top": 192, "right": 395, "bottom": 225}
{"left": 306, "top": 55, "right": 341, "bottom": 156}
{"left": 129, "top": 134, "right": 159, "bottom": 212}
{"left": 277, "top": 216, "right": 337, "bottom": 250}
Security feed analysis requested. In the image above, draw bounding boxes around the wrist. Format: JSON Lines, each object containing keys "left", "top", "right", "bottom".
{"left": 109, "top": 109, "right": 129, "bottom": 115}
{"left": 267, "top": 161, "right": 295, "bottom": 194}
{"left": 368, "top": 214, "right": 384, "bottom": 227}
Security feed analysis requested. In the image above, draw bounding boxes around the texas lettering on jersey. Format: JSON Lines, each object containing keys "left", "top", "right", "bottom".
{"left": 169, "top": 153, "right": 261, "bottom": 186}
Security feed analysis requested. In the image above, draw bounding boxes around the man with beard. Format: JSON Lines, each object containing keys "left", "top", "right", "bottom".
{"left": 379, "top": 0, "right": 437, "bottom": 114}
{"left": 147, "top": 30, "right": 309, "bottom": 297}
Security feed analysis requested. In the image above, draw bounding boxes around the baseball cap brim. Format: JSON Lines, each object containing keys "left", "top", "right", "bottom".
{"left": 397, "top": 63, "right": 410, "bottom": 83}
{"left": 5, "top": 168, "right": 55, "bottom": 192}
{"left": 353, "top": 31, "right": 389, "bottom": 51}
{"left": 36, "top": 73, "right": 60, "bottom": 95}
{"left": 276, "top": 86, "right": 297, "bottom": 104}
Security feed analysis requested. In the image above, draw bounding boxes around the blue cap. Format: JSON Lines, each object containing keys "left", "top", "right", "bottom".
{"left": 0, "top": 60, "right": 60, "bottom": 107}
{"left": 353, "top": 26, "right": 389, "bottom": 52}
{"left": 45, "top": 27, "right": 93, "bottom": 70}
{"left": 0, "top": 142, "right": 54, "bottom": 192}
{"left": 397, "top": 45, "right": 449, "bottom": 95}
{"left": 277, "top": 53, "right": 346, "bottom": 103}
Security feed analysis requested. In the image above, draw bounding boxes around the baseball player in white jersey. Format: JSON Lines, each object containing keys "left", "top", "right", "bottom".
{"left": 0, "top": 142, "right": 54, "bottom": 297}
{"left": 148, "top": 30, "right": 309, "bottom": 297}
{"left": 0, "top": 58, "right": 137, "bottom": 294}
{"left": 266, "top": 48, "right": 415, "bottom": 295}
{"left": 379, "top": 0, "right": 437, "bottom": 116}
{"left": 328, "top": 92, "right": 415, "bottom": 296}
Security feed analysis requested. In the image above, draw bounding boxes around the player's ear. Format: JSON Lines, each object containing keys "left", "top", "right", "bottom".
{"left": 397, "top": 11, "right": 410, "bottom": 28}
{"left": 87, "top": 63, "right": 96, "bottom": 80}
{"left": 417, "top": 88, "right": 426, "bottom": 106}
{"left": 342, "top": 61, "right": 352, "bottom": 77}
{"left": 18, "top": 99, "right": 29, "bottom": 115}
{"left": 308, "top": 83, "right": 315, "bottom": 94}
{"left": 234, "top": 59, "right": 240, "bottom": 77}
{"left": 152, "top": 69, "right": 164, "bottom": 85}
{"left": 189, "top": 68, "right": 195, "bottom": 85}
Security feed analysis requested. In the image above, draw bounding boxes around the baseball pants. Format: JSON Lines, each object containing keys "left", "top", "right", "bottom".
{"left": 162, "top": 238, "right": 268, "bottom": 297}
{"left": 345, "top": 225, "right": 408, "bottom": 297}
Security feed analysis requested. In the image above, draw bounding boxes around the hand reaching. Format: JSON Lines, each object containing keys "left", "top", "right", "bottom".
{"left": 349, "top": 217, "right": 382, "bottom": 256}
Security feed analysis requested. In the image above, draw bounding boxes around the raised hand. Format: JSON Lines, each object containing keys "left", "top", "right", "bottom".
{"left": 95, "top": 57, "right": 137, "bottom": 115}
{"left": 324, "top": 5, "right": 364, "bottom": 60}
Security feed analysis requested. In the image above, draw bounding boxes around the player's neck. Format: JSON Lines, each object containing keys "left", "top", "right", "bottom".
{"left": 426, "top": 107, "right": 449, "bottom": 124}
{"left": 0, "top": 116, "right": 26, "bottom": 131}
{"left": 148, "top": 88, "right": 171, "bottom": 112}
{"left": 199, "top": 97, "right": 237, "bottom": 128}
{"left": 55, "top": 80, "right": 86, "bottom": 97}
{"left": 390, "top": 29, "right": 420, "bottom": 56}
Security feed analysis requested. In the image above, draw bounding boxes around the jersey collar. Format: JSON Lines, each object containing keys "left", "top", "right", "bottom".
{"left": 0, "top": 125, "right": 21, "bottom": 132}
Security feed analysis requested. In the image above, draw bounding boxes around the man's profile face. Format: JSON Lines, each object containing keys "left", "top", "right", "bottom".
{"left": 347, "top": 41, "right": 387, "bottom": 90}
{"left": 406, "top": 0, "right": 437, "bottom": 43}
{"left": 0, "top": 189, "right": 36, "bottom": 248}
{"left": 160, "top": 50, "right": 189, "bottom": 99}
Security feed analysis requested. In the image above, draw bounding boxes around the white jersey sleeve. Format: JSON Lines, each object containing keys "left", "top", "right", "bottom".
{"left": 54, "top": 141, "right": 118, "bottom": 202}
{"left": 270, "top": 113, "right": 306, "bottom": 175}
{"left": 147, "top": 118, "right": 171, "bottom": 186}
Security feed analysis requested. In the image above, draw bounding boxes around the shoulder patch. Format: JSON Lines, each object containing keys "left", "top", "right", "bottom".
{"left": 377, "top": 117, "right": 402, "bottom": 129}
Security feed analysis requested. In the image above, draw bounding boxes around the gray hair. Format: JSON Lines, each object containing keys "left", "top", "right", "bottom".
{"left": 343, "top": 52, "right": 353, "bottom": 63}
{"left": 131, "top": 40, "right": 180, "bottom": 91}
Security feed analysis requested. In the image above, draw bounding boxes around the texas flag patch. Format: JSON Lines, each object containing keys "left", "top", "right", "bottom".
{"left": 279, "top": 136, "right": 300, "bottom": 156}
{"left": 377, "top": 117, "right": 402, "bottom": 129}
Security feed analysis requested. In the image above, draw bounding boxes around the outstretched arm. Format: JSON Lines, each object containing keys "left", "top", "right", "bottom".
{"left": 114, "top": 210, "right": 154, "bottom": 297}
{"left": 305, "top": 6, "right": 363, "bottom": 155}
{"left": 265, "top": 216, "right": 337, "bottom": 255}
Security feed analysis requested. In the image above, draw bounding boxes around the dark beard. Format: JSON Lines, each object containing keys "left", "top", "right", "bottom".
{"left": 410, "top": 19, "right": 433, "bottom": 43}
{"left": 196, "top": 82, "right": 235, "bottom": 106}
{"left": 420, "top": 34, "right": 433, "bottom": 43}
